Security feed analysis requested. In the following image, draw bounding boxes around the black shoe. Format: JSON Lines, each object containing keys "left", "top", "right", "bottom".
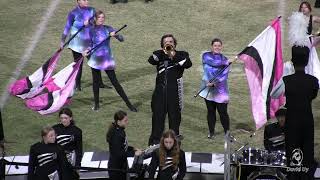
{"left": 75, "top": 85, "right": 82, "bottom": 91}
{"left": 207, "top": 133, "right": 215, "bottom": 139}
{"left": 99, "top": 83, "right": 112, "bottom": 89}
{"left": 92, "top": 104, "right": 99, "bottom": 111}
{"left": 110, "top": 0, "right": 118, "bottom": 4}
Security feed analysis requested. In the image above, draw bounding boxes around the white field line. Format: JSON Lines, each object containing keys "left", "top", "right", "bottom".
{"left": 0, "top": 0, "right": 62, "bottom": 109}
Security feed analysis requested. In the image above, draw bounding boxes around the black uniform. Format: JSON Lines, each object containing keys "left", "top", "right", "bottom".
{"left": 148, "top": 50, "right": 192, "bottom": 145}
{"left": 263, "top": 121, "right": 285, "bottom": 152}
{"left": 107, "top": 124, "right": 135, "bottom": 180}
{"left": 148, "top": 149, "right": 186, "bottom": 180}
{"left": 27, "top": 142, "right": 70, "bottom": 180}
{"left": 283, "top": 70, "right": 318, "bottom": 179}
{"left": 52, "top": 123, "right": 82, "bottom": 167}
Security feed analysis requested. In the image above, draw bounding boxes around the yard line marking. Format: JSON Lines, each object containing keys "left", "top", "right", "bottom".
{"left": 0, "top": 0, "right": 62, "bottom": 109}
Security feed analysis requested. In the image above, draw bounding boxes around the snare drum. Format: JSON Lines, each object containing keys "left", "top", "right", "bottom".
{"left": 269, "top": 150, "right": 286, "bottom": 166}
{"left": 242, "top": 148, "right": 268, "bottom": 165}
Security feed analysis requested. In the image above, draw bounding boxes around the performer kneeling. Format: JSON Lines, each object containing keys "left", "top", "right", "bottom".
{"left": 106, "top": 110, "right": 142, "bottom": 180}
{"left": 52, "top": 108, "right": 82, "bottom": 168}
{"left": 148, "top": 130, "right": 186, "bottom": 180}
{"left": 83, "top": 10, "right": 137, "bottom": 112}
{"left": 28, "top": 127, "right": 70, "bottom": 180}
{"left": 148, "top": 34, "right": 192, "bottom": 145}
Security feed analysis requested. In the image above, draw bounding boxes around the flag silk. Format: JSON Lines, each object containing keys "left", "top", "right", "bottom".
{"left": 25, "top": 58, "right": 83, "bottom": 115}
{"left": 8, "top": 49, "right": 62, "bottom": 99}
{"left": 238, "top": 17, "right": 285, "bottom": 129}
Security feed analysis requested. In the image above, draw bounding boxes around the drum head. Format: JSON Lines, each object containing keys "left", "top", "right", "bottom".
{"left": 248, "top": 168, "right": 286, "bottom": 180}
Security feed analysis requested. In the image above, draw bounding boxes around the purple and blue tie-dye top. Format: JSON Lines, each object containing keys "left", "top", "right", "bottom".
{"left": 61, "top": 6, "right": 95, "bottom": 53}
{"left": 199, "top": 51, "right": 230, "bottom": 103}
{"left": 87, "top": 25, "right": 124, "bottom": 70}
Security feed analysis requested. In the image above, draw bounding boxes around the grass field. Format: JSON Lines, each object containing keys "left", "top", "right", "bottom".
{"left": 0, "top": 0, "right": 320, "bottom": 161}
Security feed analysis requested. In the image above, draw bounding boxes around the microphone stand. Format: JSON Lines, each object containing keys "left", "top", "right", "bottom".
{"left": 0, "top": 142, "right": 7, "bottom": 180}
{"left": 164, "top": 60, "right": 169, "bottom": 131}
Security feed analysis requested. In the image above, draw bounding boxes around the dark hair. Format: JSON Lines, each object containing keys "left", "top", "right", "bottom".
{"left": 94, "top": 10, "right": 104, "bottom": 25}
{"left": 275, "top": 108, "right": 286, "bottom": 117}
{"left": 160, "top": 34, "right": 177, "bottom": 48}
{"left": 41, "top": 126, "right": 54, "bottom": 138}
{"left": 299, "top": 1, "right": 312, "bottom": 12}
{"left": 159, "top": 130, "right": 180, "bottom": 170}
{"left": 59, "top": 107, "right": 74, "bottom": 125}
{"left": 211, "top": 38, "right": 223, "bottom": 45}
{"left": 291, "top": 45, "right": 310, "bottom": 68}
{"left": 106, "top": 110, "right": 127, "bottom": 143}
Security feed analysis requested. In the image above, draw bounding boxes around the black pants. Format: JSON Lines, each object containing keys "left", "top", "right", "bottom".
{"left": 148, "top": 87, "right": 181, "bottom": 145}
{"left": 315, "top": 0, "right": 320, "bottom": 8}
{"left": 91, "top": 68, "right": 132, "bottom": 107}
{"left": 285, "top": 118, "right": 315, "bottom": 179}
{"left": 72, "top": 51, "right": 105, "bottom": 89}
{"left": 204, "top": 99, "right": 230, "bottom": 134}
{"left": 71, "top": 51, "right": 83, "bottom": 88}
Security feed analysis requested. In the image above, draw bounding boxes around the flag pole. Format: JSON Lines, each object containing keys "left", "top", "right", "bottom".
{"left": 87, "top": 24, "right": 127, "bottom": 55}
{"left": 62, "top": 16, "right": 95, "bottom": 48}
{"left": 194, "top": 57, "right": 238, "bottom": 98}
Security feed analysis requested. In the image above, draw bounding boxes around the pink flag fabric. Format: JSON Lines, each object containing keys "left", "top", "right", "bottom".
{"left": 8, "top": 49, "right": 62, "bottom": 99}
{"left": 238, "top": 17, "right": 285, "bottom": 129}
{"left": 25, "top": 58, "right": 83, "bottom": 115}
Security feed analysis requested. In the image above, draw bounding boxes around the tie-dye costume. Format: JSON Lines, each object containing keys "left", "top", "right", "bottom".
{"left": 87, "top": 25, "right": 124, "bottom": 70}
{"left": 199, "top": 52, "right": 230, "bottom": 103}
{"left": 61, "top": 6, "right": 95, "bottom": 53}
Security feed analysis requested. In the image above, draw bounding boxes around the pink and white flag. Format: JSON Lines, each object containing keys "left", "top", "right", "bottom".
{"left": 238, "top": 17, "right": 285, "bottom": 129}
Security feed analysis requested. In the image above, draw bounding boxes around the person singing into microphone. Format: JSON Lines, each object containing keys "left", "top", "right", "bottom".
{"left": 148, "top": 34, "right": 192, "bottom": 145}
{"left": 198, "top": 38, "right": 231, "bottom": 139}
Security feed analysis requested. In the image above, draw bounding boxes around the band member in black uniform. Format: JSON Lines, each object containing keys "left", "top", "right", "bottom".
{"left": 148, "top": 130, "right": 186, "bottom": 180}
{"left": 264, "top": 108, "right": 286, "bottom": 152}
{"left": 106, "top": 110, "right": 142, "bottom": 180}
{"left": 283, "top": 46, "right": 319, "bottom": 179}
{"left": 28, "top": 127, "right": 70, "bottom": 180}
{"left": 148, "top": 34, "right": 192, "bottom": 145}
{"left": 52, "top": 108, "right": 82, "bottom": 168}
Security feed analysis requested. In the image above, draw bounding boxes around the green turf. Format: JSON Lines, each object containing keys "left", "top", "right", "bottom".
{"left": 0, "top": 0, "right": 319, "bottom": 161}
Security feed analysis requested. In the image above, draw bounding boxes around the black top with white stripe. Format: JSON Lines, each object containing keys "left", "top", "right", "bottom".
{"left": 27, "top": 142, "right": 69, "bottom": 180}
{"left": 53, "top": 123, "right": 83, "bottom": 166}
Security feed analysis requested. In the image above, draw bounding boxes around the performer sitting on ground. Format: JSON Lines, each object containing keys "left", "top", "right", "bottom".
{"left": 264, "top": 107, "right": 286, "bottom": 152}
{"left": 148, "top": 129, "right": 186, "bottom": 180}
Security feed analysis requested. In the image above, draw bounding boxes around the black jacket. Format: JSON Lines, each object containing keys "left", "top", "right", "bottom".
{"left": 148, "top": 50, "right": 192, "bottom": 91}
{"left": 107, "top": 125, "right": 135, "bottom": 170}
{"left": 27, "top": 142, "right": 70, "bottom": 180}
{"left": 148, "top": 149, "right": 186, "bottom": 180}
{"left": 52, "top": 123, "right": 83, "bottom": 167}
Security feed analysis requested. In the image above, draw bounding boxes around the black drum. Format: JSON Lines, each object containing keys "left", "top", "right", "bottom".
{"left": 268, "top": 150, "right": 286, "bottom": 166}
{"left": 242, "top": 148, "right": 268, "bottom": 165}
{"left": 248, "top": 167, "right": 286, "bottom": 180}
